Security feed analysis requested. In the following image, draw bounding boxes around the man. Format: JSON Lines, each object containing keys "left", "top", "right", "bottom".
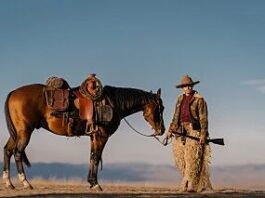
{"left": 166, "top": 75, "right": 213, "bottom": 192}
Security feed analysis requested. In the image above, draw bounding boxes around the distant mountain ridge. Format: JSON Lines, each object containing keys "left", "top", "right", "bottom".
{"left": 1, "top": 162, "right": 265, "bottom": 187}
{"left": 0, "top": 162, "right": 179, "bottom": 182}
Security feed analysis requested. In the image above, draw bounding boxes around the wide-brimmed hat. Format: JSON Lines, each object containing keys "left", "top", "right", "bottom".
{"left": 176, "top": 75, "right": 200, "bottom": 88}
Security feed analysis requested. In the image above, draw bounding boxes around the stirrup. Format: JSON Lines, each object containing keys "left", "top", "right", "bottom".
{"left": 85, "top": 123, "right": 98, "bottom": 135}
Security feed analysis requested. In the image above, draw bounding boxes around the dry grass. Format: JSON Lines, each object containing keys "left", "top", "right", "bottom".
{"left": 0, "top": 179, "right": 265, "bottom": 197}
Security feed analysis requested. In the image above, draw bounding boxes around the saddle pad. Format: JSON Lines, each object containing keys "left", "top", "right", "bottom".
{"left": 45, "top": 89, "right": 69, "bottom": 111}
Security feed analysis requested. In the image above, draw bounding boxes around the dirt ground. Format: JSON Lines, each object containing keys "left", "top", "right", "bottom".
{"left": 0, "top": 180, "right": 265, "bottom": 198}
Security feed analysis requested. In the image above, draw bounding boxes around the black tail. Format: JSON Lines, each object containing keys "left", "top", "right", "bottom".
{"left": 4, "top": 92, "right": 31, "bottom": 167}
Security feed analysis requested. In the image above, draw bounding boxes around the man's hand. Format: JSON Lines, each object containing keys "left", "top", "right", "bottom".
{"left": 166, "top": 123, "right": 176, "bottom": 139}
{"left": 169, "top": 123, "right": 176, "bottom": 132}
{"left": 166, "top": 131, "right": 173, "bottom": 139}
{"left": 163, "top": 130, "right": 173, "bottom": 146}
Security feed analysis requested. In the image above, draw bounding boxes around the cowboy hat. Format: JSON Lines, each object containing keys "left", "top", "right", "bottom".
{"left": 176, "top": 75, "right": 200, "bottom": 88}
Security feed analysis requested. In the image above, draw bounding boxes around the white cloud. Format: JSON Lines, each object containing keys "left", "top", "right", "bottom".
{"left": 242, "top": 79, "right": 265, "bottom": 94}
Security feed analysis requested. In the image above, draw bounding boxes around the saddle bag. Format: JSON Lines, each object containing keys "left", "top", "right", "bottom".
{"left": 96, "top": 105, "right": 113, "bottom": 123}
{"left": 45, "top": 89, "right": 69, "bottom": 111}
{"left": 44, "top": 76, "right": 71, "bottom": 111}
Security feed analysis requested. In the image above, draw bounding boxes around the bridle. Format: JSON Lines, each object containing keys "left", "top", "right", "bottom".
{"left": 156, "top": 99, "right": 164, "bottom": 135}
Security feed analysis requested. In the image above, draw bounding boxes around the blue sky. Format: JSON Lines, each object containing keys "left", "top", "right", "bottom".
{"left": 0, "top": 0, "right": 265, "bottom": 166}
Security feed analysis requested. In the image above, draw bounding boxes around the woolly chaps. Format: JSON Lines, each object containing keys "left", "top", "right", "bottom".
{"left": 172, "top": 125, "right": 213, "bottom": 192}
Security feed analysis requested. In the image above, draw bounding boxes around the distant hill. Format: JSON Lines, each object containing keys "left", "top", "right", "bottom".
{"left": 0, "top": 162, "right": 179, "bottom": 182}
{"left": 1, "top": 162, "right": 265, "bottom": 188}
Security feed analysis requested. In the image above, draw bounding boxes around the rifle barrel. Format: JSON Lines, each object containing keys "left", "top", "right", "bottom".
{"left": 172, "top": 131, "right": 225, "bottom": 146}
{"left": 208, "top": 138, "right": 225, "bottom": 146}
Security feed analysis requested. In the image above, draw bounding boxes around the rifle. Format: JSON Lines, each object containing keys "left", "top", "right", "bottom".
{"left": 163, "top": 130, "right": 225, "bottom": 146}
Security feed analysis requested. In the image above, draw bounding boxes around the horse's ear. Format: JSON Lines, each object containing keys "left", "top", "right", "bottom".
{"left": 157, "top": 88, "right": 161, "bottom": 97}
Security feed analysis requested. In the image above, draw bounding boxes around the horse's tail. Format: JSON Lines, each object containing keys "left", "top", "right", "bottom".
{"left": 4, "top": 91, "right": 31, "bottom": 167}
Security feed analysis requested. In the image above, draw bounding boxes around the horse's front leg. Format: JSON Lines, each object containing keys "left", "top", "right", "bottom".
{"left": 88, "top": 132, "right": 108, "bottom": 191}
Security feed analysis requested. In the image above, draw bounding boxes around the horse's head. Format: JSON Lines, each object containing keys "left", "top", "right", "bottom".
{"left": 143, "top": 88, "right": 165, "bottom": 136}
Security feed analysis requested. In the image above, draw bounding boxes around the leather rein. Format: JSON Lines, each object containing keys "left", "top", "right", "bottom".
{"left": 123, "top": 101, "right": 165, "bottom": 146}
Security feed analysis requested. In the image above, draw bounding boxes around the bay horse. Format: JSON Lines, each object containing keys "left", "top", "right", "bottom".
{"left": 2, "top": 83, "right": 165, "bottom": 190}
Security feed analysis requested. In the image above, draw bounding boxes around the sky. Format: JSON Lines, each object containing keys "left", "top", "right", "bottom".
{"left": 0, "top": 0, "right": 265, "bottom": 167}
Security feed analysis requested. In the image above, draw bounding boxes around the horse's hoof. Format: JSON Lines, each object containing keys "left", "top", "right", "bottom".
{"left": 24, "top": 185, "right": 33, "bottom": 190}
{"left": 91, "top": 184, "right": 103, "bottom": 191}
{"left": 23, "top": 183, "right": 34, "bottom": 190}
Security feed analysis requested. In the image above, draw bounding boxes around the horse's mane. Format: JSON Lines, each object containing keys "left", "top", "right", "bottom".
{"left": 103, "top": 85, "right": 155, "bottom": 114}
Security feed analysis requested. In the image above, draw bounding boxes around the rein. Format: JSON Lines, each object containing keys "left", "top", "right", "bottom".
{"left": 123, "top": 118, "right": 165, "bottom": 146}
{"left": 123, "top": 118, "right": 154, "bottom": 137}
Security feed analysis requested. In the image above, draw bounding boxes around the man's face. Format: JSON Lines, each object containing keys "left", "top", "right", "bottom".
{"left": 182, "top": 85, "right": 193, "bottom": 95}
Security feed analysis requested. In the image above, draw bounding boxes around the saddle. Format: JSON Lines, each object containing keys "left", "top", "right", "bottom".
{"left": 75, "top": 90, "right": 113, "bottom": 129}
{"left": 44, "top": 76, "right": 113, "bottom": 135}
{"left": 44, "top": 77, "right": 70, "bottom": 111}
{"left": 74, "top": 91, "right": 94, "bottom": 124}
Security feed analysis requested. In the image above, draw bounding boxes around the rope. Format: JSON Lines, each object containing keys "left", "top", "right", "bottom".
{"left": 79, "top": 77, "right": 103, "bottom": 100}
{"left": 123, "top": 117, "right": 166, "bottom": 146}
{"left": 123, "top": 118, "right": 154, "bottom": 137}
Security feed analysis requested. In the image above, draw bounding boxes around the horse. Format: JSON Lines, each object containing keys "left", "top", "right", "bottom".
{"left": 2, "top": 83, "right": 165, "bottom": 191}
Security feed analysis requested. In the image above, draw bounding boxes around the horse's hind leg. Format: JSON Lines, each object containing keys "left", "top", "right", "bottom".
{"left": 14, "top": 129, "right": 33, "bottom": 189}
{"left": 3, "top": 137, "right": 15, "bottom": 189}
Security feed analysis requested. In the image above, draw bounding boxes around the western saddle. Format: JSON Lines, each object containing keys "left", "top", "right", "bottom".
{"left": 44, "top": 75, "right": 113, "bottom": 136}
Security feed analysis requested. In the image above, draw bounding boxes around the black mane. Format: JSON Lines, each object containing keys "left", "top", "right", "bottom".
{"left": 103, "top": 85, "right": 156, "bottom": 117}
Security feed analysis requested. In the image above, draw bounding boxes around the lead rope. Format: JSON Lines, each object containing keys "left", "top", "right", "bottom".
{"left": 123, "top": 118, "right": 154, "bottom": 137}
{"left": 123, "top": 118, "right": 165, "bottom": 146}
